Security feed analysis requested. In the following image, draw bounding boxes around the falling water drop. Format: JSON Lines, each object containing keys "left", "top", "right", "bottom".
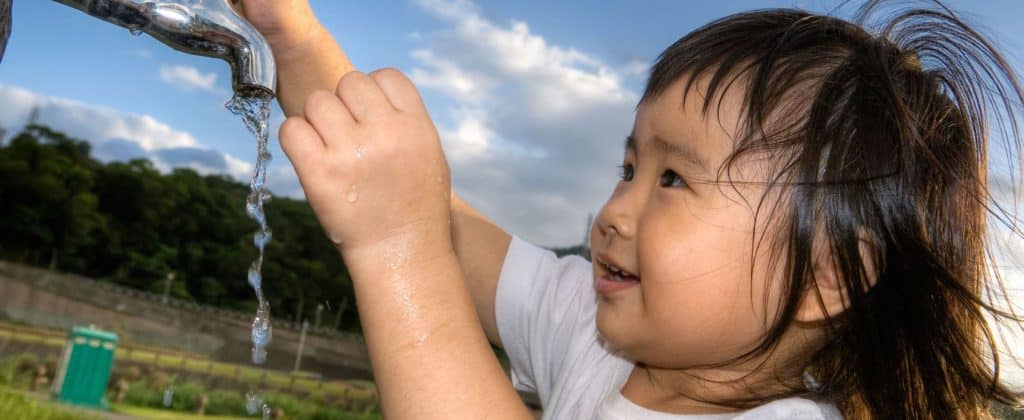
{"left": 245, "top": 390, "right": 263, "bottom": 415}
{"left": 262, "top": 403, "right": 272, "bottom": 420}
{"left": 250, "top": 304, "right": 272, "bottom": 364}
{"left": 163, "top": 387, "right": 174, "bottom": 407}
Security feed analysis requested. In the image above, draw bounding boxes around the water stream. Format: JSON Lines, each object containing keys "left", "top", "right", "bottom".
{"left": 227, "top": 89, "right": 275, "bottom": 419}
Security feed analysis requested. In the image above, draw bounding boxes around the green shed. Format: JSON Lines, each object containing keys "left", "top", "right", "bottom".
{"left": 52, "top": 326, "right": 118, "bottom": 409}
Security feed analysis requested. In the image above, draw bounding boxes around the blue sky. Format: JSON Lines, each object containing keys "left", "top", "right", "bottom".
{"left": 1, "top": 0, "right": 1023, "bottom": 384}
{"left": 3, "top": 0, "right": 1021, "bottom": 247}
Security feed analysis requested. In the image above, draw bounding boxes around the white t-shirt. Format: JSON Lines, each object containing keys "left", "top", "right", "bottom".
{"left": 495, "top": 237, "right": 843, "bottom": 420}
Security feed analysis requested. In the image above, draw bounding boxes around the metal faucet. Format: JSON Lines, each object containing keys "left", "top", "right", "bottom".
{"left": 14, "top": 0, "right": 276, "bottom": 96}
{"left": 0, "top": 0, "right": 10, "bottom": 64}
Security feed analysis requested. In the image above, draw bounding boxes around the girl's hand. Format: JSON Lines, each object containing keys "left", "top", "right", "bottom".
{"left": 231, "top": 0, "right": 323, "bottom": 55}
{"left": 279, "top": 69, "right": 452, "bottom": 270}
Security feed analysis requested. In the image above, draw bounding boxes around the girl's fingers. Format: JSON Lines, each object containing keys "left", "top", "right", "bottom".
{"left": 303, "top": 89, "right": 354, "bottom": 150}
{"left": 369, "top": 68, "right": 427, "bottom": 114}
{"left": 335, "top": 71, "right": 396, "bottom": 122}
{"left": 279, "top": 116, "right": 325, "bottom": 180}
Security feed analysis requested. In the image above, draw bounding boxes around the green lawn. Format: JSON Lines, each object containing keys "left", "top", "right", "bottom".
{"left": 0, "top": 328, "right": 67, "bottom": 347}
{"left": 115, "top": 347, "right": 375, "bottom": 401}
{"left": 112, "top": 404, "right": 249, "bottom": 420}
{"left": 0, "top": 389, "right": 102, "bottom": 420}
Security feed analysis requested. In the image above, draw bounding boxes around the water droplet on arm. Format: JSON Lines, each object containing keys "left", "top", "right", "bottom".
{"left": 346, "top": 184, "right": 358, "bottom": 203}
{"left": 329, "top": 234, "right": 344, "bottom": 247}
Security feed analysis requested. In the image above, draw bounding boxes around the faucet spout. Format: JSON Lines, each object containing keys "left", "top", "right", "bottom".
{"left": 52, "top": 0, "right": 275, "bottom": 96}
{"left": 1, "top": 0, "right": 10, "bottom": 64}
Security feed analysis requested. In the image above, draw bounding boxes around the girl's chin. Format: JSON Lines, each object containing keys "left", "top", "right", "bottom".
{"left": 595, "top": 304, "right": 639, "bottom": 354}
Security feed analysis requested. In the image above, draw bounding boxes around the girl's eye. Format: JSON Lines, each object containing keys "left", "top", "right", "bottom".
{"left": 618, "top": 164, "right": 635, "bottom": 182}
{"left": 660, "top": 170, "right": 687, "bottom": 188}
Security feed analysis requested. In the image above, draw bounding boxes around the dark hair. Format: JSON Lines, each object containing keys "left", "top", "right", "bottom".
{"left": 642, "top": 1, "right": 1024, "bottom": 418}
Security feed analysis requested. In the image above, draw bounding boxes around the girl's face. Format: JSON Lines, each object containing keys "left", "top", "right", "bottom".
{"left": 590, "top": 76, "right": 788, "bottom": 370}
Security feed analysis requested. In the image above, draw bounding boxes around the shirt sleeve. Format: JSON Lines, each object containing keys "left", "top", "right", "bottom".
{"left": 494, "top": 236, "right": 597, "bottom": 401}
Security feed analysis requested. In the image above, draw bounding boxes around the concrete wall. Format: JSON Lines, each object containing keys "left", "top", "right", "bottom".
{"left": 0, "top": 261, "right": 371, "bottom": 379}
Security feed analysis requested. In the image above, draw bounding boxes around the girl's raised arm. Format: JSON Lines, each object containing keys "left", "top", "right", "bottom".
{"left": 235, "top": 0, "right": 514, "bottom": 348}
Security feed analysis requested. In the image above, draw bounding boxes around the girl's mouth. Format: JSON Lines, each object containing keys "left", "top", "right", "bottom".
{"left": 602, "top": 260, "right": 638, "bottom": 281}
{"left": 595, "top": 258, "right": 640, "bottom": 296}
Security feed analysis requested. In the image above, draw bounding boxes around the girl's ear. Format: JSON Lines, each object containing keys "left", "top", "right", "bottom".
{"left": 796, "top": 230, "right": 879, "bottom": 323}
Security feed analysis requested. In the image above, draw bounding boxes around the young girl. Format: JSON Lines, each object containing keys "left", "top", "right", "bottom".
{"left": 235, "top": 0, "right": 1024, "bottom": 418}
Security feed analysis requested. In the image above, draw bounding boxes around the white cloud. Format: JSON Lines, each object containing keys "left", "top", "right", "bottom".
{"left": 622, "top": 58, "right": 651, "bottom": 78}
{"left": 134, "top": 49, "right": 153, "bottom": 59}
{"left": 410, "top": 50, "right": 491, "bottom": 103}
{"left": 0, "top": 84, "right": 197, "bottom": 151}
{"left": 225, "top": 154, "right": 256, "bottom": 182}
{"left": 159, "top": 64, "right": 219, "bottom": 93}
{"left": 987, "top": 179, "right": 1024, "bottom": 389}
{"left": 0, "top": 84, "right": 252, "bottom": 183}
{"left": 414, "top": 0, "right": 478, "bottom": 21}
{"left": 435, "top": 107, "right": 495, "bottom": 160}
{"left": 411, "top": 0, "right": 637, "bottom": 247}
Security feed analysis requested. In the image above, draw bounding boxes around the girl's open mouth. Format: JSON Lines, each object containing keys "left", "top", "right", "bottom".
{"left": 595, "top": 259, "right": 640, "bottom": 296}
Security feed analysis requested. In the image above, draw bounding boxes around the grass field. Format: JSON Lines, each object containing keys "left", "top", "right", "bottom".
{"left": 0, "top": 389, "right": 101, "bottom": 420}
{"left": 0, "top": 321, "right": 376, "bottom": 403}
{"left": 115, "top": 347, "right": 375, "bottom": 400}
{"left": 112, "top": 404, "right": 249, "bottom": 419}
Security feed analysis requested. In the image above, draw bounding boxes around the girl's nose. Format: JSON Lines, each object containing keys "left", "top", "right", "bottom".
{"left": 595, "top": 183, "right": 640, "bottom": 242}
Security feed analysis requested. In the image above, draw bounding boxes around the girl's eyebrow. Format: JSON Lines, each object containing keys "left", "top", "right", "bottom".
{"left": 625, "top": 135, "right": 709, "bottom": 172}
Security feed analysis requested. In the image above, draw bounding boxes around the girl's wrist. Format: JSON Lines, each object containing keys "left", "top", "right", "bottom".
{"left": 267, "top": 22, "right": 330, "bottom": 66}
{"left": 339, "top": 220, "right": 456, "bottom": 283}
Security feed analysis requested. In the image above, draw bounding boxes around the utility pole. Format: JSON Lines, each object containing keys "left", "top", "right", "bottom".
{"left": 26, "top": 106, "right": 39, "bottom": 127}
{"left": 293, "top": 320, "right": 309, "bottom": 372}
{"left": 580, "top": 213, "right": 594, "bottom": 257}
{"left": 161, "top": 272, "right": 175, "bottom": 304}
{"left": 583, "top": 213, "right": 594, "bottom": 247}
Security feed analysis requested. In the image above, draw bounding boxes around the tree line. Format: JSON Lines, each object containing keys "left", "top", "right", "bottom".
{"left": 0, "top": 124, "right": 358, "bottom": 331}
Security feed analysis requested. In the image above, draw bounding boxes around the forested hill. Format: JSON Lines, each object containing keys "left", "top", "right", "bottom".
{"left": 0, "top": 124, "right": 358, "bottom": 331}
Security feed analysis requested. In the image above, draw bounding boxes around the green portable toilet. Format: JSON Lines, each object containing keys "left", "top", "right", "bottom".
{"left": 52, "top": 326, "right": 118, "bottom": 409}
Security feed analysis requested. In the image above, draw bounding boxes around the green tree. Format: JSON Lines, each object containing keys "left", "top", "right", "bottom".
{"left": 0, "top": 124, "right": 359, "bottom": 331}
